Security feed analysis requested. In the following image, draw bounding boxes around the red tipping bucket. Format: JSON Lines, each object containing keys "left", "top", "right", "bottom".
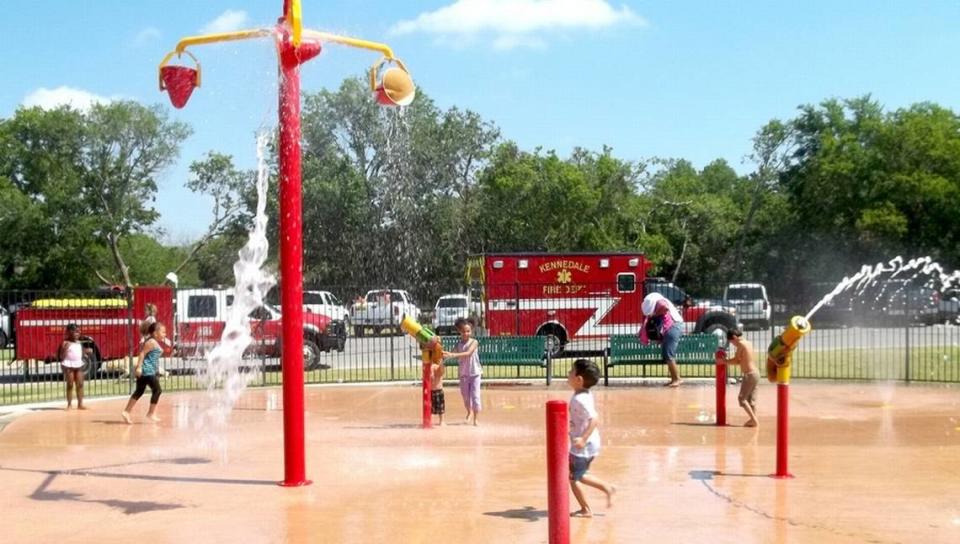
{"left": 160, "top": 66, "right": 199, "bottom": 109}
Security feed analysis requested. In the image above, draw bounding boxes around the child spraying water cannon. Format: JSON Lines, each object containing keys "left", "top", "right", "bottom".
{"left": 401, "top": 315, "right": 444, "bottom": 428}
{"left": 401, "top": 315, "right": 444, "bottom": 363}
{"left": 766, "top": 316, "right": 813, "bottom": 384}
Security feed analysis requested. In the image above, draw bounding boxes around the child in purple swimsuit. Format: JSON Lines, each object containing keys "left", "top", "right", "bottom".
{"left": 443, "top": 318, "right": 482, "bottom": 426}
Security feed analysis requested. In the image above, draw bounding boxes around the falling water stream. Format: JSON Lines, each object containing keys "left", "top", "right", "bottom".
{"left": 191, "top": 132, "right": 276, "bottom": 451}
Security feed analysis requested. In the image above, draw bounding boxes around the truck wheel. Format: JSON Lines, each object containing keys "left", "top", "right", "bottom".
{"left": 82, "top": 351, "right": 100, "bottom": 380}
{"left": 303, "top": 340, "right": 321, "bottom": 371}
{"left": 537, "top": 325, "right": 567, "bottom": 358}
{"left": 0, "top": 330, "right": 7, "bottom": 349}
{"left": 702, "top": 321, "right": 732, "bottom": 346}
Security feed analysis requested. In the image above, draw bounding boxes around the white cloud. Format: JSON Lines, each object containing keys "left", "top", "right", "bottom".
{"left": 391, "top": 0, "right": 644, "bottom": 49}
{"left": 200, "top": 9, "right": 250, "bottom": 34}
{"left": 22, "top": 87, "right": 115, "bottom": 111}
{"left": 133, "top": 27, "right": 161, "bottom": 46}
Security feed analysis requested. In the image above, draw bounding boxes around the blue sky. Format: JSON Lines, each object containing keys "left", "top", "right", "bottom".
{"left": 3, "top": 1, "right": 959, "bottom": 242}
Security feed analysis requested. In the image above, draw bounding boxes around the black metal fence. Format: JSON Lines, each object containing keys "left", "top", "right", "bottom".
{"left": 1, "top": 281, "right": 957, "bottom": 406}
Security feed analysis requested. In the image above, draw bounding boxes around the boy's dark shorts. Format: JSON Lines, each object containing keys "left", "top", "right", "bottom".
{"left": 569, "top": 454, "right": 594, "bottom": 482}
{"left": 431, "top": 389, "right": 445, "bottom": 415}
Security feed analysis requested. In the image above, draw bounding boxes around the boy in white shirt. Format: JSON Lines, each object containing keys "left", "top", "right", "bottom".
{"left": 567, "top": 359, "right": 616, "bottom": 518}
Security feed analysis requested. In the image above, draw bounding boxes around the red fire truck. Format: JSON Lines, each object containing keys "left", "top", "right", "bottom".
{"left": 14, "top": 286, "right": 173, "bottom": 377}
{"left": 465, "top": 253, "right": 737, "bottom": 354}
{"left": 14, "top": 285, "right": 345, "bottom": 377}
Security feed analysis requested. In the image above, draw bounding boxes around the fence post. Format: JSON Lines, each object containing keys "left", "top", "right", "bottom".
{"left": 390, "top": 333, "right": 395, "bottom": 381}
{"left": 904, "top": 322, "right": 911, "bottom": 383}
{"left": 715, "top": 347, "right": 727, "bottom": 426}
{"left": 545, "top": 349, "right": 552, "bottom": 386}
{"left": 126, "top": 289, "right": 136, "bottom": 393}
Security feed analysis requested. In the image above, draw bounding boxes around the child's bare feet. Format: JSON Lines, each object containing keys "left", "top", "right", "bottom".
{"left": 149, "top": 415, "right": 161, "bottom": 423}
{"left": 66, "top": 405, "right": 73, "bottom": 411}
{"left": 570, "top": 509, "right": 592, "bottom": 518}
{"left": 77, "top": 405, "right": 88, "bottom": 410}
{"left": 665, "top": 380, "right": 684, "bottom": 388}
{"left": 744, "top": 419, "right": 758, "bottom": 427}
{"left": 121, "top": 411, "right": 133, "bottom": 424}
{"left": 606, "top": 485, "right": 617, "bottom": 507}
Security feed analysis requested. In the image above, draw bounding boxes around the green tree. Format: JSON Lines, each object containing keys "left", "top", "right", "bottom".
{"left": 0, "top": 106, "right": 100, "bottom": 288}
{"left": 82, "top": 101, "right": 191, "bottom": 286}
{"left": 298, "top": 78, "right": 500, "bottom": 300}
{"left": 171, "top": 151, "right": 254, "bottom": 278}
{"left": 770, "top": 96, "right": 960, "bottom": 284}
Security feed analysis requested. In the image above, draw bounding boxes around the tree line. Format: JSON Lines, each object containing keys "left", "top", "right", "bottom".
{"left": 2, "top": 79, "right": 958, "bottom": 302}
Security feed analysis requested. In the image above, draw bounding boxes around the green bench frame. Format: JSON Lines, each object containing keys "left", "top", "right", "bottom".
{"left": 604, "top": 333, "right": 721, "bottom": 385}
{"left": 440, "top": 335, "right": 553, "bottom": 384}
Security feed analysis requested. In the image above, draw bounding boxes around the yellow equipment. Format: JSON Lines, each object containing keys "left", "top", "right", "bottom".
{"left": 765, "top": 316, "right": 812, "bottom": 384}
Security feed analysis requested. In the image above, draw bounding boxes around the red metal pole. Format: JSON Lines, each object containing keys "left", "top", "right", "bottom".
{"left": 715, "top": 349, "right": 727, "bottom": 426}
{"left": 774, "top": 383, "right": 793, "bottom": 478}
{"left": 546, "top": 400, "right": 569, "bottom": 544}
{"left": 278, "top": 37, "right": 309, "bottom": 488}
{"left": 422, "top": 360, "right": 432, "bottom": 429}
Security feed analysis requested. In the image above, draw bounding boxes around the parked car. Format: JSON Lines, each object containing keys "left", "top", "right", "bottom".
{"left": 724, "top": 283, "right": 771, "bottom": 329}
{"left": 0, "top": 305, "right": 10, "bottom": 348}
{"left": 431, "top": 294, "right": 469, "bottom": 335}
{"left": 642, "top": 278, "right": 739, "bottom": 336}
{"left": 853, "top": 280, "right": 939, "bottom": 326}
{"left": 805, "top": 286, "right": 855, "bottom": 329}
{"left": 176, "top": 288, "right": 346, "bottom": 369}
{"left": 304, "top": 290, "right": 350, "bottom": 326}
{"left": 936, "top": 288, "right": 960, "bottom": 324}
{"left": 351, "top": 289, "right": 421, "bottom": 337}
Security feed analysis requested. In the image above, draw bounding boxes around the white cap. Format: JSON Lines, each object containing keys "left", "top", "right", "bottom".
{"left": 642, "top": 293, "right": 663, "bottom": 316}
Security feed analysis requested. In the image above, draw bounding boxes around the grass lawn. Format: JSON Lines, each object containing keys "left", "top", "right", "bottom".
{"left": 2, "top": 346, "right": 957, "bottom": 407}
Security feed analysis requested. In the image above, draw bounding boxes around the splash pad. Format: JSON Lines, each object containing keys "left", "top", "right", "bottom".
{"left": 1, "top": 383, "right": 958, "bottom": 543}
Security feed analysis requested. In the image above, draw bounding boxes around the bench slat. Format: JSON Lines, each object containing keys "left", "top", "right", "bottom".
{"left": 441, "top": 336, "right": 547, "bottom": 366}
{"left": 608, "top": 333, "right": 721, "bottom": 365}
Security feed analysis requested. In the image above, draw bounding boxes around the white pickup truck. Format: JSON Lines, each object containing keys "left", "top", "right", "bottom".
{"left": 304, "top": 290, "right": 350, "bottom": 324}
{"left": 351, "top": 289, "right": 421, "bottom": 337}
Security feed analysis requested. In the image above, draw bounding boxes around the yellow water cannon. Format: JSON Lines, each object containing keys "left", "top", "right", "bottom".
{"left": 401, "top": 315, "right": 444, "bottom": 364}
{"left": 766, "top": 316, "right": 813, "bottom": 384}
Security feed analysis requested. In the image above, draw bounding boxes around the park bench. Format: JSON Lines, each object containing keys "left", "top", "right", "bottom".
{"left": 604, "top": 333, "right": 721, "bottom": 385}
{"left": 440, "top": 335, "right": 553, "bottom": 384}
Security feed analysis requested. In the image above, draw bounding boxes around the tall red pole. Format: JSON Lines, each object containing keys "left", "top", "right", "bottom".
{"left": 715, "top": 349, "right": 727, "bottom": 426}
{"left": 277, "top": 27, "right": 320, "bottom": 487}
{"left": 774, "top": 383, "right": 792, "bottom": 478}
{"left": 421, "top": 360, "right": 432, "bottom": 429}
{"left": 546, "top": 400, "right": 569, "bottom": 544}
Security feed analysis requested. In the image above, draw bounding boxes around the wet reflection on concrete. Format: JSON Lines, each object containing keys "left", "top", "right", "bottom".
{"left": 0, "top": 381, "right": 957, "bottom": 543}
